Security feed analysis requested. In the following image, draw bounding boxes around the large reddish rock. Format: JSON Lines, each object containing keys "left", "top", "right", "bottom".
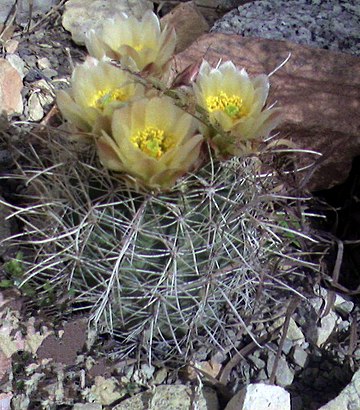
{"left": 176, "top": 34, "right": 360, "bottom": 191}
{"left": 0, "top": 59, "right": 23, "bottom": 116}
{"left": 161, "top": 1, "right": 209, "bottom": 53}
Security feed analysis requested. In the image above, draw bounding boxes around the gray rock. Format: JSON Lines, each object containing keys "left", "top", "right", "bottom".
{"left": 248, "top": 352, "right": 266, "bottom": 370}
{"left": 292, "top": 346, "right": 308, "bottom": 368}
{"left": 0, "top": 0, "right": 58, "bottom": 25}
{"left": 73, "top": 405, "right": 102, "bottom": 410}
{"left": 212, "top": 0, "right": 360, "bottom": 56}
{"left": 62, "top": 0, "right": 153, "bottom": 45}
{"left": 267, "top": 354, "right": 294, "bottom": 387}
{"left": 42, "top": 68, "right": 58, "bottom": 79}
{"left": 281, "top": 339, "right": 293, "bottom": 355}
{"left": 318, "top": 368, "right": 360, "bottom": 410}
{"left": 112, "top": 385, "right": 219, "bottom": 410}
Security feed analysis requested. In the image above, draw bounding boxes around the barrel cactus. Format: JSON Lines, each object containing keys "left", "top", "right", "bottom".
{"left": 6, "top": 11, "right": 315, "bottom": 361}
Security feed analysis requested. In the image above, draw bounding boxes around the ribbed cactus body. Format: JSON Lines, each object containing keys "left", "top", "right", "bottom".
{"left": 12, "top": 141, "right": 306, "bottom": 360}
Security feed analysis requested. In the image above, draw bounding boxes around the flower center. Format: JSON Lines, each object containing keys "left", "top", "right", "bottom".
{"left": 131, "top": 126, "right": 173, "bottom": 159}
{"left": 132, "top": 44, "right": 144, "bottom": 52}
{"left": 206, "top": 91, "right": 246, "bottom": 119}
{"left": 90, "top": 88, "right": 127, "bottom": 110}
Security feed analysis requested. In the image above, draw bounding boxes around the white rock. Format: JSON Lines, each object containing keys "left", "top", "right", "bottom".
{"left": 112, "top": 385, "right": 219, "bottom": 410}
{"left": 306, "top": 289, "right": 338, "bottom": 347}
{"left": 316, "top": 311, "right": 337, "bottom": 347}
{"left": 334, "top": 294, "right": 354, "bottom": 316}
{"left": 318, "top": 368, "right": 360, "bottom": 410}
{"left": 37, "top": 57, "right": 51, "bottom": 70}
{"left": 27, "top": 93, "right": 44, "bottom": 121}
{"left": 62, "top": 0, "right": 153, "bottom": 45}
{"left": 225, "top": 383, "right": 290, "bottom": 410}
{"left": 0, "top": 392, "right": 12, "bottom": 410}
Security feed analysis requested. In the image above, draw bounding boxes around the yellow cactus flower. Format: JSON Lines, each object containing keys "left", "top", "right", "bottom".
{"left": 56, "top": 59, "right": 144, "bottom": 132}
{"left": 193, "top": 60, "right": 282, "bottom": 155}
{"left": 85, "top": 11, "right": 176, "bottom": 74}
{"left": 95, "top": 97, "right": 203, "bottom": 190}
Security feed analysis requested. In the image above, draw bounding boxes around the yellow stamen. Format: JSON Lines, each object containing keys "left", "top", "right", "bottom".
{"left": 131, "top": 126, "right": 173, "bottom": 159}
{"left": 89, "top": 88, "right": 127, "bottom": 110}
{"left": 206, "top": 91, "right": 246, "bottom": 119}
{"left": 132, "top": 44, "right": 144, "bottom": 52}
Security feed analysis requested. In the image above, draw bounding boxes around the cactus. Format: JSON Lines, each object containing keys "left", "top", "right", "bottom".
{"left": 5, "top": 135, "right": 315, "bottom": 361}
{"left": 2, "top": 11, "right": 317, "bottom": 362}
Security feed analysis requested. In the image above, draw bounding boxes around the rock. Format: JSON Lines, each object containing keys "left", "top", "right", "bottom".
{"left": 62, "top": 0, "right": 153, "bottom": 45}
{"left": 286, "top": 318, "right": 305, "bottom": 344}
{"left": 281, "top": 338, "right": 293, "bottom": 355}
{"left": 89, "top": 376, "right": 126, "bottom": 406}
{"left": 248, "top": 352, "right": 266, "bottom": 370}
{"left": 266, "top": 353, "right": 294, "bottom": 387}
{"left": 304, "top": 289, "right": 338, "bottom": 347}
{"left": 269, "top": 317, "right": 305, "bottom": 345}
{"left": 292, "top": 346, "right": 308, "bottom": 368}
{"left": 225, "top": 383, "right": 290, "bottom": 410}
{"left": 42, "top": 68, "right": 58, "bottom": 79}
{"left": 6, "top": 54, "right": 27, "bottom": 79}
{"left": 37, "top": 57, "right": 51, "bottom": 70}
{"left": 212, "top": 0, "right": 360, "bottom": 56}
{"left": 112, "top": 385, "right": 219, "bottom": 410}
{"left": 0, "top": 348, "right": 12, "bottom": 385}
{"left": 160, "top": 1, "right": 209, "bottom": 53}
{"left": 333, "top": 294, "right": 354, "bottom": 316}
{"left": 0, "top": 59, "right": 23, "bottom": 116}
{"left": 318, "top": 368, "right": 360, "bottom": 410}
{"left": 4, "top": 39, "right": 18, "bottom": 54}
{"left": 316, "top": 311, "right": 337, "bottom": 347}
{"left": 73, "top": 404, "right": 102, "bottom": 410}
{"left": 194, "top": 0, "right": 241, "bottom": 25}
{"left": 0, "top": 0, "right": 57, "bottom": 25}
{"left": 176, "top": 34, "right": 360, "bottom": 190}
{"left": 152, "top": 367, "right": 167, "bottom": 385}
{"left": 26, "top": 79, "right": 55, "bottom": 121}
{"left": 0, "top": 392, "right": 12, "bottom": 410}
{"left": 196, "top": 0, "right": 240, "bottom": 11}
{"left": 27, "top": 93, "right": 45, "bottom": 121}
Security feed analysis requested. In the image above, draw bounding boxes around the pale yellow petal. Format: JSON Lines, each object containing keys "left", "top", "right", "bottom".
{"left": 57, "top": 90, "right": 97, "bottom": 131}
{"left": 160, "top": 134, "right": 203, "bottom": 168}
{"left": 96, "top": 133, "right": 125, "bottom": 172}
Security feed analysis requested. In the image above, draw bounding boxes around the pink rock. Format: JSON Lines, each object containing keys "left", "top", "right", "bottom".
{"left": 0, "top": 59, "right": 23, "bottom": 116}
{"left": 176, "top": 34, "right": 360, "bottom": 190}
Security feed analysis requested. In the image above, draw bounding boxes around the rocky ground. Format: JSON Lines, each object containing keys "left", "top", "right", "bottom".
{"left": 0, "top": 1, "right": 359, "bottom": 409}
